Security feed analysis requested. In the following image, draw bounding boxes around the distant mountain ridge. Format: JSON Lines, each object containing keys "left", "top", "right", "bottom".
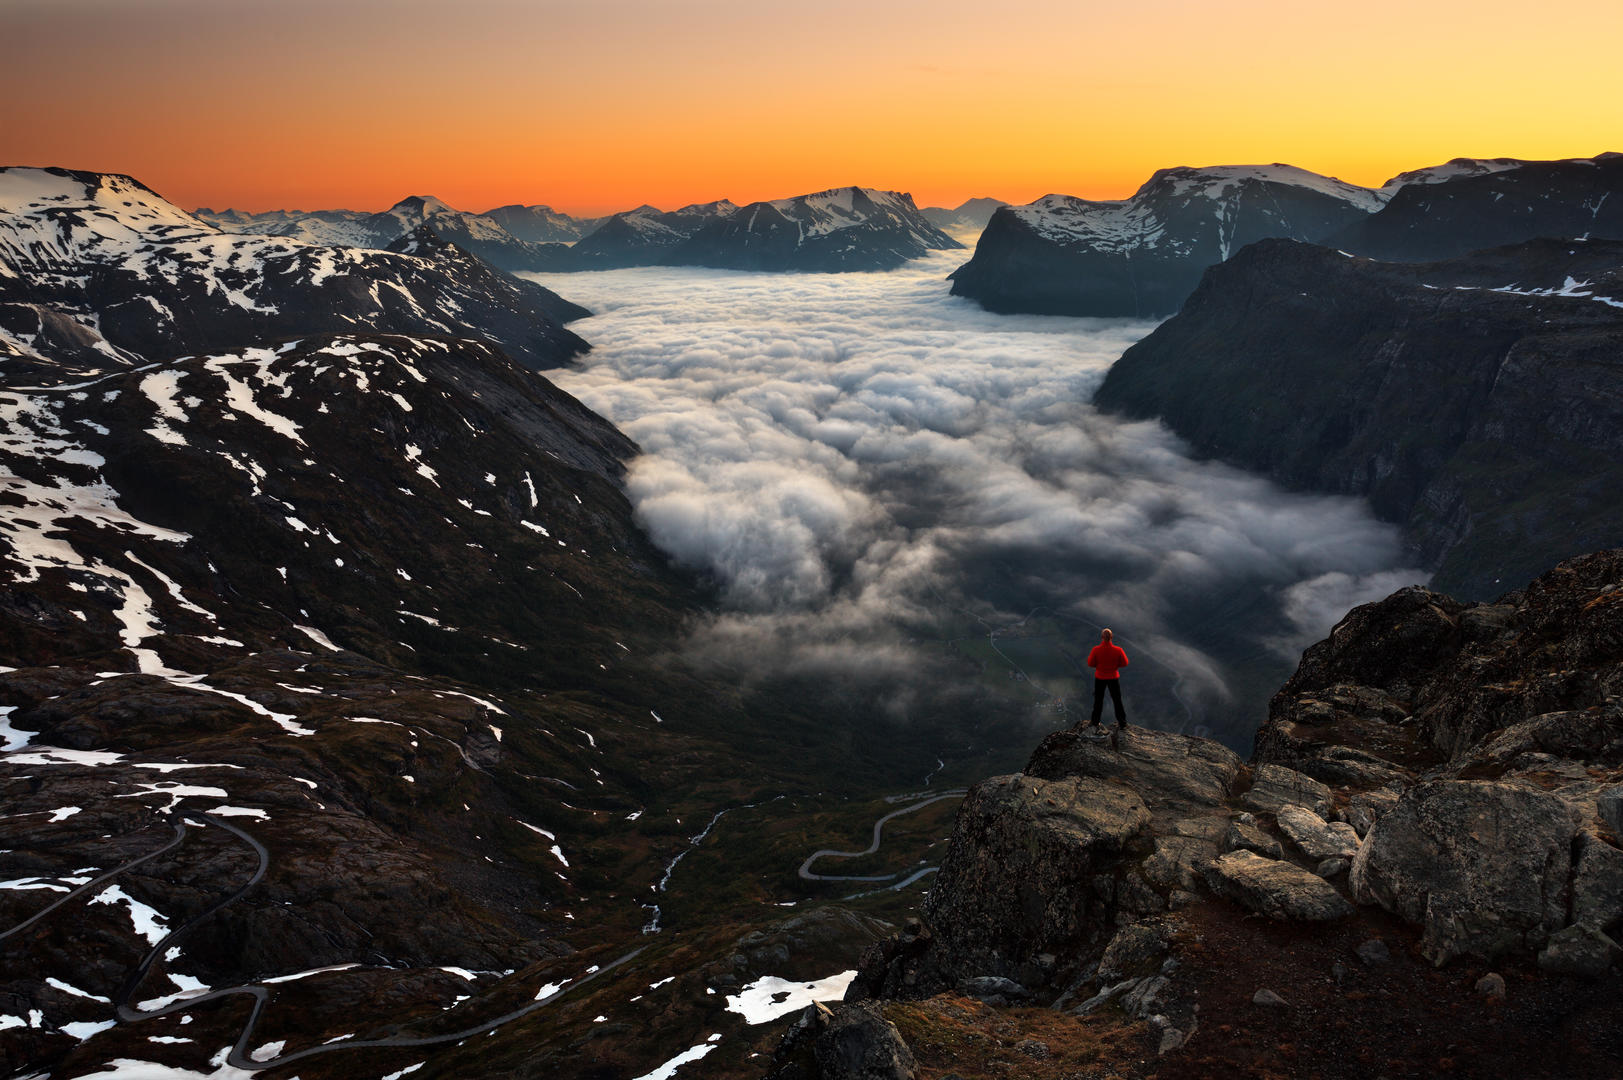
{"left": 949, "top": 153, "right": 1623, "bottom": 317}
{"left": 204, "top": 186, "right": 964, "bottom": 274}
{"left": 948, "top": 163, "right": 1388, "bottom": 317}
{"left": 667, "top": 186, "right": 962, "bottom": 272}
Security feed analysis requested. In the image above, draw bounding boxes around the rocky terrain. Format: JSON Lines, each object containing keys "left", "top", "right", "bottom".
{"left": 566, "top": 200, "right": 742, "bottom": 269}
{"left": 667, "top": 187, "right": 962, "bottom": 272}
{"left": 1328, "top": 153, "right": 1623, "bottom": 261}
{"left": 779, "top": 551, "right": 1623, "bottom": 1079}
{"left": 947, "top": 164, "right": 1385, "bottom": 317}
{"left": 1092, "top": 235, "right": 1623, "bottom": 600}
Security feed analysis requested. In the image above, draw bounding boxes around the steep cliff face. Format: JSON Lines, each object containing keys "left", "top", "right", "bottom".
{"left": 1092, "top": 237, "right": 1623, "bottom": 599}
{"left": 823, "top": 553, "right": 1623, "bottom": 1079}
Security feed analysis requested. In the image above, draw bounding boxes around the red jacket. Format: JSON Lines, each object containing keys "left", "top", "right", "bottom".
{"left": 1087, "top": 642, "right": 1129, "bottom": 680}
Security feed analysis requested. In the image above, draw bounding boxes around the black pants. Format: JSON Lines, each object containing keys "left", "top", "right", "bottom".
{"left": 1091, "top": 678, "right": 1125, "bottom": 726}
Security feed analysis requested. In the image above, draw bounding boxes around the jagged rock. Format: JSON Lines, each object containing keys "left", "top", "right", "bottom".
{"left": 811, "top": 1002, "right": 919, "bottom": 1080}
{"left": 1242, "top": 765, "right": 1333, "bottom": 818}
{"left": 1252, "top": 988, "right": 1289, "bottom": 1007}
{"left": 1158, "top": 1026, "right": 1188, "bottom": 1055}
{"left": 1474, "top": 972, "right": 1507, "bottom": 1000}
{"left": 1572, "top": 833, "right": 1623, "bottom": 932}
{"left": 1097, "top": 923, "right": 1168, "bottom": 982}
{"left": 1599, "top": 784, "right": 1623, "bottom": 839}
{"left": 1275, "top": 805, "right": 1361, "bottom": 861}
{"left": 1356, "top": 939, "right": 1392, "bottom": 966}
{"left": 1119, "top": 975, "right": 1170, "bottom": 1018}
{"left": 1350, "top": 780, "right": 1579, "bottom": 965}
{"left": 1224, "top": 813, "right": 1284, "bottom": 860}
{"left": 1204, "top": 851, "right": 1354, "bottom": 921}
{"left": 1343, "top": 788, "right": 1403, "bottom": 838}
{"left": 1316, "top": 857, "right": 1351, "bottom": 879}
{"left": 1536, "top": 924, "right": 1623, "bottom": 979}
{"left": 956, "top": 976, "right": 1029, "bottom": 1004}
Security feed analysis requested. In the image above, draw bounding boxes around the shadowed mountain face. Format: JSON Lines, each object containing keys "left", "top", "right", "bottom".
{"left": 1092, "top": 236, "right": 1623, "bottom": 599}
{"left": 0, "top": 168, "right": 588, "bottom": 379}
{"left": 1328, "top": 152, "right": 1623, "bottom": 261}
{"left": 948, "top": 164, "right": 1385, "bottom": 317}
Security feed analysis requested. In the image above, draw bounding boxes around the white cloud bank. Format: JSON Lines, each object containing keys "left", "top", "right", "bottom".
{"left": 530, "top": 252, "right": 1423, "bottom": 743}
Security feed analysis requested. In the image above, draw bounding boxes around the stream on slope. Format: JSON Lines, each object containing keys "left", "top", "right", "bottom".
{"left": 528, "top": 251, "right": 1423, "bottom": 756}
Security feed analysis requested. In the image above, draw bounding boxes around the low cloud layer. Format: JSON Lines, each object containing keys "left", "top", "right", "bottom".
{"left": 534, "top": 253, "right": 1423, "bottom": 744}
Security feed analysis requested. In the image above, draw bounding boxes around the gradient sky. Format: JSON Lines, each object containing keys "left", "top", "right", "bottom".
{"left": 4, "top": 0, "right": 1620, "bottom": 216}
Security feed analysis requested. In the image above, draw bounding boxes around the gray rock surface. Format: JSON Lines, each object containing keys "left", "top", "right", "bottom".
{"left": 1252, "top": 988, "right": 1289, "bottom": 1007}
{"left": 1204, "top": 850, "right": 1355, "bottom": 921}
{"left": 1536, "top": 924, "right": 1622, "bottom": 979}
{"left": 1599, "top": 784, "right": 1623, "bottom": 840}
{"left": 1350, "top": 780, "right": 1579, "bottom": 965}
{"left": 1097, "top": 923, "right": 1169, "bottom": 983}
{"left": 1572, "top": 833, "right": 1623, "bottom": 932}
{"left": 1474, "top": 972, "right": 1507, "bottom": 1000}
{"left": 813, "top": 1003, "right": 919, "bottom": 1080}
{"left": 1275, "top": 805, "right": 1361, "bottom": 860}
{"left": 1243, "top": 765, "right": 1333, "bottom": 818}
{"left": 1224, "top": 814, "right": 1284, "bottom": 860}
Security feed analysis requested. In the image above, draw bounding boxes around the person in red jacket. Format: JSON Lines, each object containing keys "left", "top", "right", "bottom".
{"left": 1086, "top": 628, "right": 1129, "bottom": 731}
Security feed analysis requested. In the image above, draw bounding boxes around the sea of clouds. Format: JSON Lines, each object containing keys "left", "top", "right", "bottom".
{"left": 531, "top": 252, "right": 1422, "bottom": 743}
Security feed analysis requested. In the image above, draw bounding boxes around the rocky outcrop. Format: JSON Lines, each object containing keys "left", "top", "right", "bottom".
{"left": 768, "top": 1002, "right": 918, "bottom": 1080}
{"left": 846, "top": 554, "right": 1623, "bottom": 1077}
{"left": 1093, "top": 236, "right": 1623, "bottom": 599}
{"left": 948, "top": 164, "right": 1383, "bottom": 317}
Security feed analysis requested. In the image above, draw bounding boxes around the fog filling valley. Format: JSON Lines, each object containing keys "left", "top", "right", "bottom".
{"left": 530, "top": 252, "right": 1423, "bottom": 750}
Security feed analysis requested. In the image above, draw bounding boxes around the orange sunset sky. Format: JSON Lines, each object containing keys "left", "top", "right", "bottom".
{"left": 4, "top": 0, "right": 1621, "bottom": 217}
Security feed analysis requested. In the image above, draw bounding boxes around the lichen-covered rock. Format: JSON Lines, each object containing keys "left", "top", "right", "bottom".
{"left": 1349, "top": 780, "right": 1579, "bottom": 965}
{"left": 1572, "top": 832, "right": 1623, "bottom": 933}
{"left": 1097, "top": 922, "right": 1169, "bottom": 982}
{"left": 1224, "top": 814, "right": 1284, "bottom": 860}
{"left": 1204, "top": 850, "right": 1354, "bottom": 921}
{"left": 1275, "top": 805, "right": 1361, "bottom": 861}
{"left": 1536, "top": 924, "right": 1622, "bottom": 979}
{"left": 1243, "top": 764, "right": 1333, "bottom": 818}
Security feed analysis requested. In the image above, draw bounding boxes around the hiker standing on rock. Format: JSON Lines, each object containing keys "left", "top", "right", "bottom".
{"left": 1086, "top": 628, "right": 1129, "bottom": 731}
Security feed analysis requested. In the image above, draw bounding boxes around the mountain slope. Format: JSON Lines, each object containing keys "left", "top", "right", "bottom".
{"left": 0, "top": 167, "right": 588, "bottom": 378}
{"left": 948, "top": 164, "right": 1385, "bottom": 317}
{"left": 1331, "top": 152, "right": 1623, "bottom": 260}
{"left": 568, "top": 200, "right": 741, "bottom": 269}
{"left": 1092, "top": 236, "right": 1623, "bottom": 598}
{"left": 668, "top": 186, "right": 962, "bottom": 272}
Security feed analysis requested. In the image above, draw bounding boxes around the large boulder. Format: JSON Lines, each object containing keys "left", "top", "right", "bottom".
{"left": 1274, "top": 805, "right": 1361, "bottom": 861}
{"left": 1349, "top": 780, "right": 1579, "bottom": 965}
{"left": 1242, "top": 764, "right": 1333, "bottom": 818}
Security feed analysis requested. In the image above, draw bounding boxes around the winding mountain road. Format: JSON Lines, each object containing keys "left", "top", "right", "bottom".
{"left": 798, "top": 791, "right": 966, "bottom": 883}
